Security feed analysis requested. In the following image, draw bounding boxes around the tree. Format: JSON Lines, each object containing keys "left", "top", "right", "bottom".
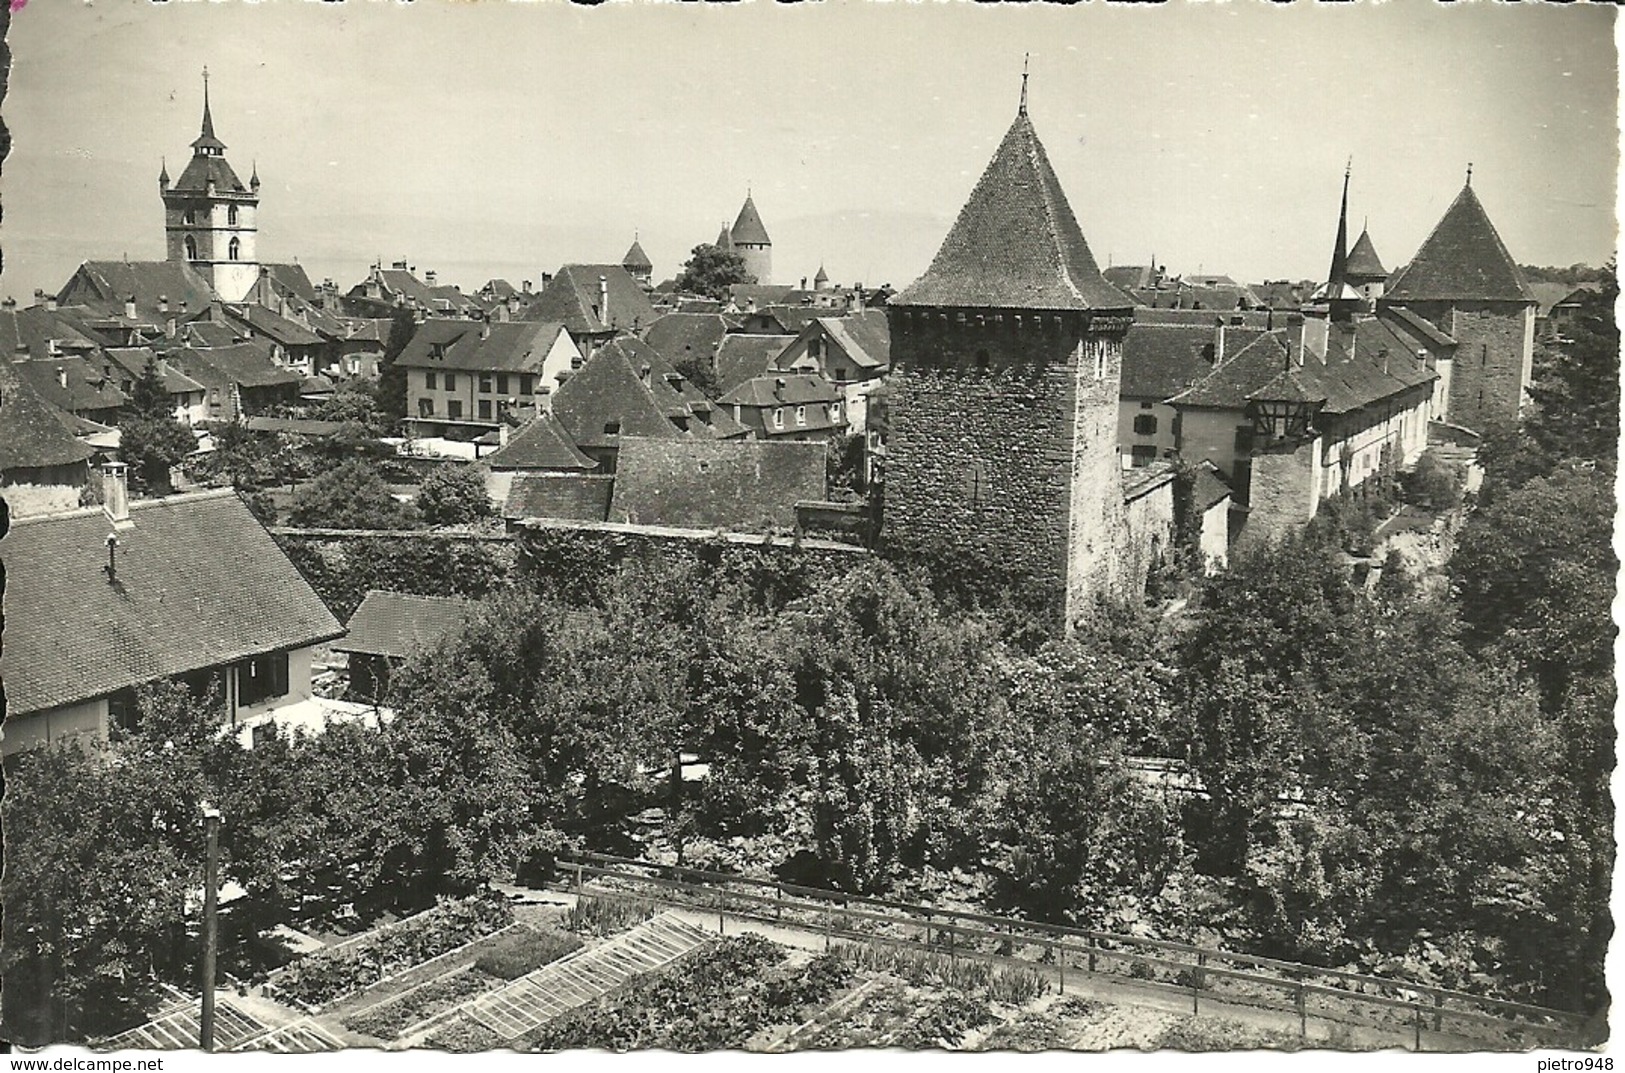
{"left": 118, "top": 358, "right": 196, "bottom": 494}
{"left": 376, "top": 308, "right": 418, "bottom": 421}
{"left": 287, "top": 457, "right": 418, "bottom": 529}
{"left": 315, "top": 379, "right": 386, "bottom": 433}
{"left": 674, "top": 243, "right": 755, "bottom": 300}
{"left": 415, "top": 463, "right": 494, "bottom": 527}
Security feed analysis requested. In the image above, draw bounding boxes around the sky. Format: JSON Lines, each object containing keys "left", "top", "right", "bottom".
{"left": 1, "top": 0, "right": 1617, "bottom": 301}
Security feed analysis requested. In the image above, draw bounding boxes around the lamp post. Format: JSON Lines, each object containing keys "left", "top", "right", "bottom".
{"left": 200, "top": 803, "right": 222, "bottom": 1052}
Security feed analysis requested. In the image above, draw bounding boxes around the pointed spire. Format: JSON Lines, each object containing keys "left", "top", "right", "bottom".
{"left": 1466, "top": 162, "right": 1473, "bottom": 187}
{"left": 1326, "top": 158, "right": 1352, "bottom": 291}
{"left": 190, "top": 67, "right": 227, "bottom": 154}
{"left": 159, "top": 157, "right": 170, "bottom": 188}
{"left": 1019, "top": 53, "right": 1030, "bottom": 117}
{"left": 201, "top": 67, "right": 214, "bottom": 140}
{"left": 250, "top": 159, "right": 260, "bottom": 190}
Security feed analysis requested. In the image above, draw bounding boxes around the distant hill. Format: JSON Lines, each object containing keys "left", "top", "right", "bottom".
{"left": 1519, "top": 263, "right": 1614, "bottom": 287}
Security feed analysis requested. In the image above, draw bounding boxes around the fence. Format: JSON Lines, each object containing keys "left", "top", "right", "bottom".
{"left": 552, "top": 850, "right": 1589, "bottom": 1052}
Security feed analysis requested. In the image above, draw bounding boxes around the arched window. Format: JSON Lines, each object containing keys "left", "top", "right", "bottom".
{"left": 184, "top": 235, "right": 198, "bottom": 261}
{"left": 183, "top": 209, "right": 195, "bottom": 225}
{"left": 228, "top": 237, "right": 240, "bottom": 261}
{"left": 228, "top": 206, "right": 238, "bottom": 226}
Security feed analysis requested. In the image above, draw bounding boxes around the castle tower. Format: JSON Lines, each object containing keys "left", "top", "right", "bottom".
{"left": 1382, "top": 171, "right": 1536, "bottom": 430}
{"left": 882, "top": 92, "right": 1134, "bottom": 630}
{"left": 161, "top": 70, "right": 260, "bottom": 302}
{"left": 730, "top": 193, "right": 772, "bottom": 285}
{"left": 622, "top": 234, "right": 653, "bottom": 287}
{"left": 1345, "top": 226, "right": 1387, "bottom": 303}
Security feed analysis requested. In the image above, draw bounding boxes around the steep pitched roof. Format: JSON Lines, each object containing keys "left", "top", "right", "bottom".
{"left": 170, "top": 343, "right": 304, "bottom": 390}
{"left": 394, "top": 319, "right": 569, "bottom": 372}
{"left": 172, "top": 155, "right": 250, "bottom": 196}
{"left": 57, "top": 261, "right": 216, "bottom": 325}
{"left": 484, "top": 412, "right": 598, "bottom": 471}
{"left": 264, "top": 263, "right": 318, "bottom": 302}
{"left": 523, "top": 265, "right": 657, "bottom": 335}
{"left": 1, "top": 490, "right": 343, "bottom": 717}
{"left": 719, "top": 373, "right": 842, "bottom": 408}
{"left": 0, "top": 362, "right": 95, "bottom": 472}
{"left": 608, "top": 437, "right": 826, "bottom": 530}
{"left": 642, "top": 312, "right": 733, "bottom": 371}
{"left": 1167, "top": 332, "right": 1293, "bottom": 409}
{"left": 622, "top": 239, "right": 653, "bottom": 272}
{"left": 105, "top": 348, "right": 207, "bottom": 395}
{"left": 1121, "top": 320, "right": 1267, "bottom": 400}
{"left": 731, "top": 195, "right": 771, "bottom": 245}
{"left": 1345, "top": 229, "right": 1387, "bottom": 280}
{"left": 715, "top": 334, "right": 795, "bottom": 394}
{"left": 224, "top": 303, "right": 324, "bottom": 347}
{"left": 333, "top": 590, "right": 472, "bottom": 659}
{"left": 13, "top": 355, "right": 126, "bottom": 415}
{"left": 891, "top": 111, "right": 1129, "bottom": 311}
{"left": 503, "top": 472, "right": 614, "bottom": 522}
{"left": 549, "top": 339, "right": 690, "bottom": 448}
{"left": 1385, "top": 183, "right": 1536, "bottom": 303}
{"left": 1192, "top": 461, "right": 1233, "bottom": 512}
{"left": 819, "top": 310, "right": 891, "bottom": 370}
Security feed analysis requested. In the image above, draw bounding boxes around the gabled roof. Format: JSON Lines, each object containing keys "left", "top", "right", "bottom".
{"left": 715, "top": 334, "right": 795, "bottom": 394}
{"left": 1192, "top": 461, "right": 1233, "bottom": 512}
{"left": 731, "top": 195, "right": 772, "bottom": 246}
{"left": 1167, "top": 332, "right": 1293, "bottom": 409}
{"left": 642, "top": 312, "right": 733, "bottom": 370}
{"left": 608, "top": 437, "right": 826, "bottom": 531}
{"left": 1378, "top": 305, "right": 1457, "bottom": 350}
{"left": 719, "top": 373, "right": 842, "bottom": 408}
{"left": 394, "top": 319, "right": 570, "bottom": 372}
{"left": 1120, "top": 320, "right": 1267, "bottom": 400}
{"left": 178, "top": 320, "right": 246, "bottom": 349}
{"left": 503, "top": 472, "right": 614, "bottom": 522}
{"left": 891, "top": 111, "right": 1129, "bottom": 311}
{"left": 1385, "top": 183, "right": 1536, "bottom": 303}
{"left": 549, "top": 338, "right": 691, "bottom": 448}
{"left": 1345, "top": 229, "right": 1387, "bottom": 280}
{"left": 263, "top": 263, "right": 318, "bottom": 302}
{"left": 105, "top": 348, "right": 207, "bottom": 395}
{"left": 0, "top": 490, "right": 343, "bottom": 717}
{"left": 817, "top": 310, "right": 891, "bottom": 370}
{"left": 224, "top": 303, "right": 324, "bottom": 347}
{"left": 0, "top": 362, "right": 95, "bottom": 472}
{"left": 483, "top": 412, "right": 598, "bottom": 471}
{"left": 169, "top": 343, "right": 304, "bottom": 390}
{"left": 622, "top": 239, "right": 653, "bottom": 271}
{"left": 333, "top": 590, "right": 472, "bottom": 659}
{"left": 13, "top": 355, "right": 126, "bottom": 415}
{"left": 522, "top": 265, "right": 657, "bottom": 336}
{"left": 57, "top": 261, "right": 216, "bottom": 325}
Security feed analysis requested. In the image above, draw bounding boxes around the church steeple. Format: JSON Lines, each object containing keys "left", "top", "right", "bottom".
{"left": 191, "top": 68, "right": 226, "bottom": 155}
{"left": 1326, "top": 159, "right": 1351, "bottom": 294}
{"left": 165, "top": 71, "right": 259, "bottom": 302}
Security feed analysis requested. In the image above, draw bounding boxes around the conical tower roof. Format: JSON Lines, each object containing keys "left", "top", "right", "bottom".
{"left": 714, "top": 224, "right": 733, "bottom": 252}
{"left": 622, "top": 237, "right": 653, "bottom": 272}
{"left": 1345, "top": 228, "right": 1387, "bottom": 280}
{"left": 891, "top": 109, "right": 1127, "bottom": 311}
{"left": 191, "top": 71, "right": 226, "bottom": 153}
{"left": 813, "top": 264, "right": 829, "bottom": 284}
{"left": 1386, "top": 181, "right": 1535, "bottom": 303}
{"left": 731, "top": 195, "right": 771, "bottom": 245}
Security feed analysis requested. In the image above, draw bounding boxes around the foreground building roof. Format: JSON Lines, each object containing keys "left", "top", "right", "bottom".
{"left": 333, "top": 590, "right": 472, "bottom": 659}
{"left": 1, "top": 490, "right": 343, "bottom": 717}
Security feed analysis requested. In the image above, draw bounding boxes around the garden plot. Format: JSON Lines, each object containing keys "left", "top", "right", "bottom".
{"left": 100, "top": 1001, "right": 269, "bottom": 1051}
{"left": 233, "top": 1018, "right": 346, "bottom": 1053}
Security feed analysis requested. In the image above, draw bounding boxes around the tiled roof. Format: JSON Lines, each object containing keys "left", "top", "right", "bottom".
{"left": 264, "top": 263, "right": 318, "bottom": 302}
{"left": 608, "top": 437, "right": 825, "bottom": 530}
{"left": 57, "top": 261, "right": 215, "bottom": 325}
{"left": 715, "top": 223, "right": 734, "bottom": 251}
{"left": 1345, "top": 229, "right": 1387, "bottom": 280}
{"left": 395, "top": 319, "right": 568, "bottom": 372}
{"left": 523, "top": 265, "right": 657, "bottom": 335}
{"left": 484, "top": 413, "right": 598, "bottom": 471}
{"left": 1378, "top": 305, "right": 1457, "bottom": 350}
{"left": 1192, "top": 461, "right": 1233, "bottom": 512}
{"left": 1122, "top": 460, "right": 1179, "bottom": 503}
{"left": 1103, "top": 265, "right": 1157, "bottom": 291}
{"left": 719, "top": 373, "right": 841, "bottom": 408}
{"left": 172, "top": 154, "right": 250, "bottom": 196}
{"left": 622, "top": 239, "right": 653, "bottom": 271}
{"left": 549, "top": 338, "right": 691, "bottom": 448}
{"left": 0, "top": 362, "right": 95, "bottom": 472}
{"left": 891, "top": 111, "right": 1129, "bottom": 311}
{"left": 0, "top": 490, "right": 343, "bottom": 717}
{"left": 105, "top": 348, "right": 207, "bottom": 395}
{"left": 731, "top": 195, "right": 772, "bottom": 246}
{"left": 728, "top": 284, "right": 796, "bottom": 309}
{"left": 242, "top": 416, "right": 348, "bottom": 437}
{"left": 642, "top": 313, "right": 733, "bottom": 370}
{"left": 1121, "top": 320, "right": 1267, "bottom": 400}
{"left": 1168, "top": 332, "right": 1292, "bottom": 409}
{"left": 170, "top": 343, "right": 304, "bottom": 390}
{"left": 179, "top": 321, "right": 246, "bottom": 348}
{"left": 13, "top": 356, "right": 126, "bottom": 415}
{"left": 503, "top": 472, "right": 614, "bottom": 521}
{"left": 818, "top": 310, "right": 892, "bottom": 370}
{"left": 225, "top": 303, "right": 325, "bottom": 346}
{"left": 333, "top": 590, "right": 472, "bottom": 659}
{"left": 715, "top": 334, "right": 795, "bottom": 394}
{"left": 1385, "top": 183, "right": 1536, "bottom": 303}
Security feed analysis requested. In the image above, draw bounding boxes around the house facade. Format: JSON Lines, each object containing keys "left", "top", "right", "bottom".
{"left": 398, "top": 319, "right": 583, "bottom": 436}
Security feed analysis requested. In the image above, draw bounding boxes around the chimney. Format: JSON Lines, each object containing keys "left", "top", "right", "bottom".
{"left": 102, "top": 461, "right": 130, "bottom": 524}
{"left": 480, "top": 313, "right": 492, "bottom": 340}
{"left": 774, "top": 376, "right": 787, "bottom": 401}
{"left": 393, "top": 260, "right": 409, "bottom": 271}
{"left": 639, "top": 363, "right": 651, "bottom": 384}
{"left": 125, "top": 295, "right": 137, "bottom": 320}
{"left": 541, "top": 272, "right": 553, "bottom": 286}
{"left": 498, "top": 421, "right": 512, "bottom": 447}
{"left": 12, "top": 343, "right": 28, "bottom": 363}
{"left": 425, "top": 269, "right": 438, "bottom": 287}
{"left": 496, "top": 302, "right": 511, "bottom": 323}
{"left": 800, "top": 276, "right": 808, "bottom": 290}
{"left": 1212, "top": 316, "right": 1227, "bottom": 367}
{"left": 1, "top": 297, "right": 14, "bottom": 312}
{"left": 854, "top": 285, "right": 865, "bottom": 313}
{"left": 179, "top": 299, "right": 189, "bottom": 316}
{"left": 56, "top": 366, "right": 68, "bottom": 390}
{"left": 1303, "top": 313, "right": 1330, "bottom": 364}
{"left": 46, "top": 293, "right": 58, "bottom": 312}
{"left": 166, "top": 318, "right": 177, "bottom": 339}
{"left": 158, "top": 294, "right": 169, "bottom": 314}
{"left": 33, "top": 289, "right": 45, "bottom": 306}
{"left": 1284, "top": 312, "right": 1306, "bottom": 367}
{"left": 522, "top": 280, "right": 532, "bottom": 294}
{"left": 598, "top": 275, "right": 610, "bottom": 327}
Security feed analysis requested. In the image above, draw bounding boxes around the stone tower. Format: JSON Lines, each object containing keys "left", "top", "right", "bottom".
{"left": 882, "top": 94, "right": 1134, "bottom": 631}
{"left": 622, "top": 234, "right": 653, "bottom": 287}
{"left": 730, "top": 194, "right": 772, "bottom": 285}
{"left": 1345, "top": 226, "right": 1387, "bottom": 303}
{"left": 1381, "top": 175, "right": 1535, "bottom": 431}
{"left": 161, "top": 71, "right": 260, "bottom": 302}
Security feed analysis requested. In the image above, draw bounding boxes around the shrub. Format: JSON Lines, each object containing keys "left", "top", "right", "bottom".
{"left": 288, "top": 457, "right": 418, "bottom": 530}
{"left": 416, "top": 464, "right": 494, "bottom": 527}
{"left": 897, "top": 993, "right": 992, "bottom": 1048}
{"left": 1404, "top": 451, "right": 1466, "bottom": 511}
{"left": 426, "top": 1014, "right": 507, "bottom": 1053}
{"left": 472, "top": 928, "right": 583, "bottom": 981}
{"left": 986, "top": 965, "right": 1051, "bottom": 1006}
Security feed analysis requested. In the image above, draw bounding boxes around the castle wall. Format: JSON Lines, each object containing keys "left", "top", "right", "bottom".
{"left": 1242, "top": 436, "right": 1321, "bottom": 548}
{"left": 1118, "top": 475, "right": 1176, "bottom": 603}
{"left": 1066, "top": 329, "right": 1131, "bottom": 620}
{"left": 882, "top": 309, "right": 1126, "bottom": 629}
{"left": 1404, "top": 300, "right": 1532, "bottom": 431}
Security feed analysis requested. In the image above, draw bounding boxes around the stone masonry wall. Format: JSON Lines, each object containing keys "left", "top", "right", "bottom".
{"left": 1408, "top": 301, "right": 1533, "bottom": 431}
{"left": 1066, "top": 332, "right": 1131, "bottom": 621}
{"left": 882, "top": 309, "right": 1127, "bottom": 629}
{"left": 1242, "top": 437, "right": 1320, "bottom": 549}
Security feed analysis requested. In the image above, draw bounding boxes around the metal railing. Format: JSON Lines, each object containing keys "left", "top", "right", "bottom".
{"left": 551, "top": 850, "right": 1589, "bottom": 1052}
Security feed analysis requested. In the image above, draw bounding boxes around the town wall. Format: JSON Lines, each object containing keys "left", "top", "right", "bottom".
{"left": 273, "top": 529, "right": 517, "bottom": 620}
{"left": 1242, "top": 437, "right": 1321, "bottom": 548}
{"left": 1119, "top": 475, "right": 1177, "bottom": 601}
{"left": 1404, "top": 301, "right": 1532, "bottom": 431}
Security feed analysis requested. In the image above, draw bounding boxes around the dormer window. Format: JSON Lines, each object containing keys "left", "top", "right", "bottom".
{"left": 795, "top": 405, "right": 806, "bottom": 426}
{"left": 772, "top": 408, "right": 784, "bottom": 430}
{"left": 604, "top": 421, "right": 621, "bottom": 436}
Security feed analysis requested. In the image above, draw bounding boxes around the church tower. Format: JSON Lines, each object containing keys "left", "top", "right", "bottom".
{"left": 161, "top": 70, "right": 260, "bottom": 302}
{"left": 882, "top": 86, "right": 1134, "bottom": 631}
{"left": 730, "top": 193, "right": 772, "bottom": 285}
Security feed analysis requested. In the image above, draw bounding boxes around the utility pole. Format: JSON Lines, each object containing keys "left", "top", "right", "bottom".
{"left": 200, "top": 804, "right": 222, "bottom": 1052}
